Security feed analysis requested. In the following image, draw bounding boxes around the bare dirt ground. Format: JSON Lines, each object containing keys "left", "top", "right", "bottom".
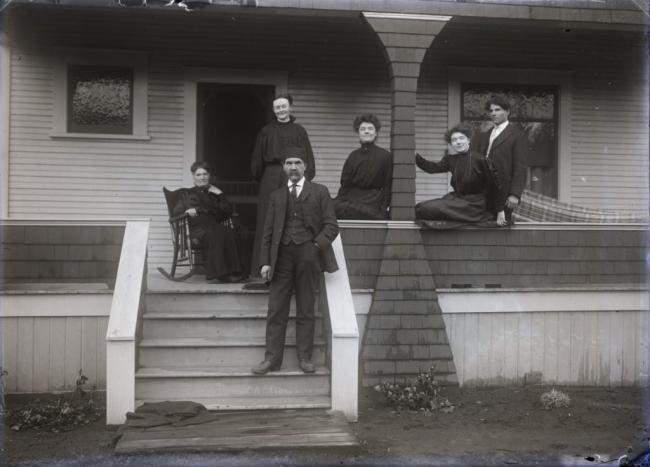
{"left": 2, "top": 385, "right": 646, "bottom": 466}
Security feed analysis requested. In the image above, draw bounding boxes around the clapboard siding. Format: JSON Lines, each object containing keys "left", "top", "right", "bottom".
{"left": 416, "top": 23, "right": 648, "bottom": 213}
{"left": 443, "top": 310, "right": 648, "bottom": 386}
{"left": 8, "top": 9, "right": 393, "bottom": 267}
{"left": 7, "top": 8, "right": 648, "bottom": 267}
{"left": 2, "top": 316, "right": 108, "bottom": 393}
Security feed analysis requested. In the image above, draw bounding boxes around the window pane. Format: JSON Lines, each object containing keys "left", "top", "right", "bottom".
{"left": 462, "top": 85, "right": 555, "bottom": 121}
{"left": 461, "top": 83, "right": 559, "bottom": 198}
{"left": 68, "top": 66, "right": 133, "bottom": 134}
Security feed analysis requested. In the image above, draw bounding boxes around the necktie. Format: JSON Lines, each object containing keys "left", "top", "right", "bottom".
{"left": 291, "top": 183, "right": 298, "bottom": 199}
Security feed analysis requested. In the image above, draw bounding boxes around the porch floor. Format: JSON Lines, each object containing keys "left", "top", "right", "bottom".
{"left": 114, "top": 409, "right": 359, "bottom": 454}
{"left": 148, "top": 270, "right": 266, "bottom": 293}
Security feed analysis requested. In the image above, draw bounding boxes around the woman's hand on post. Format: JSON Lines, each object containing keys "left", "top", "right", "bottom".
{"left": 505, "top": 195, "right": 520, "bottom": 210}
{"left": 186, "top": 208, "right": 198, "bottom": 217}
{"left": 260, "top": 265, "right": 271, "bottom": 282}
{"left": 496, "top": 211, "right": 507, "bottom": 226}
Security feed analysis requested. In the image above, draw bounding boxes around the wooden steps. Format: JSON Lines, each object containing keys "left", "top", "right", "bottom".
{"left": 114, "top": 409, "right": 358, "bottom": 454}
{"left": 136, "top": 287, "right": 331, "bottom": 412}
{"left": 138, "top": 336, "right": 327, "bottom": 367}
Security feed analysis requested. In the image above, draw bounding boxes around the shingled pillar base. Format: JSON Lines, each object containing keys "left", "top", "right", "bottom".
{"left": 361, "top": 228, "right": 458, "bottom": 387}
{"left": 362, "top": 13, "right": 450, "bottom": 220}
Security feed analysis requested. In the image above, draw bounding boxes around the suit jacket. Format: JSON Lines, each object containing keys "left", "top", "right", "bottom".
{"left": 474, "top": 123, "right": 528, "bottom": 212}
{"left": 260, "top": 180, "right": 339, "bottom": 280}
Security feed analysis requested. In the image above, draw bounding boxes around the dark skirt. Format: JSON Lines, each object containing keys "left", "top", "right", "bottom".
{"left": 415, "top": 192, "right": 493, "bottom": 223}
{"left": 250, "top": 164, "right": 287, "bottom": 276}
{"left": 334, "top": 198, "right": 385, "bottom": 220}
{"left": 191, "top": 216, "right": 242, "bottom": 279}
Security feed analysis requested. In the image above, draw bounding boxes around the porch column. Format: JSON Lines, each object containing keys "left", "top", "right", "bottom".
{"left": 362, "top": 12, "right": 450, "bottom": 220}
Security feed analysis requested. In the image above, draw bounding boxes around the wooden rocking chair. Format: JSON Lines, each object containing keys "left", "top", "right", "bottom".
{"left": 157, "top": 187, "right": 236, "bottom": 282}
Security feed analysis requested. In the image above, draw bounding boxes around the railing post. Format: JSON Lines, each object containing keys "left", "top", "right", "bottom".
{"left": 323, "top": 235, "right": 359, "bottom": 422}
{"left": 106, "top": 220, "right": 149, "bottom": 425}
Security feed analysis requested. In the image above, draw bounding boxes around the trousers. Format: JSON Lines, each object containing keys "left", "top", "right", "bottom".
{"left": 264, "top": 241, "right": 320, "bottom": 365}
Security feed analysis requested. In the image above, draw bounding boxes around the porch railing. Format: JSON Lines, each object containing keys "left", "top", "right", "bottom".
{"left": 106, "top": 220, "right": 150, "bottom": 425}
{"left": 319, "top": 234, "right": 359, "bottom": 422}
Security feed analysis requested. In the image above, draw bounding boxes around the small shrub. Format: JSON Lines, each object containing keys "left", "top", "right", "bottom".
{"left": 540, "top": 388, "right": 571, "bottom": 410}
{"left": 4, "top": 370, "right": 102, "bottom": 432}
{"left": 374, "top": 367, "right": 455, "bottom": 413}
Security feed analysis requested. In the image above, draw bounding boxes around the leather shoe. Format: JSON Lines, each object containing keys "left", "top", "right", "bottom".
{"left": 251, "top": 360, "right": 279, "bottom": 375}
{"left": 299, "top": 359, "right": 315, "bottom": 373}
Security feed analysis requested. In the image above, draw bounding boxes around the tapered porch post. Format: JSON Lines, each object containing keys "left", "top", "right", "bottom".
{"left": 359, "top": 14, "right": 458, "bottom": 387}
{"left": 362, "top": 13, "right": 450, "bottom": 220}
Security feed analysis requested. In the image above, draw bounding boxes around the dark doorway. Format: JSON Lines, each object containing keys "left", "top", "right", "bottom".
{"left": 197, "top": 83, "right": 275, "bottom": 276}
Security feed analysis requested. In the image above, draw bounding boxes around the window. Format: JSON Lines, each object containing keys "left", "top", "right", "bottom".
{"left": 52, "top": 49, "right": 149, "bottom": 140}
{"left": 461, "top": 83, "right": 559, "bottom": 198}
{"left": 67, "top": 65, "right": 134, "bottom": 134}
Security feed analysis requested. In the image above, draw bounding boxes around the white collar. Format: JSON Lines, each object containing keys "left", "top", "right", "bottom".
{"left": 287, "top": 177, "right": 305, "bottom": 188}
{"left": 493, "top": 121, "right": 509, "bottom": 132}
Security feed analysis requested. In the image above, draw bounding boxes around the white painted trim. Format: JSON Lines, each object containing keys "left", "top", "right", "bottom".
{"left": 182, "top": 67, "right": 288, "bottom": 186}
{"left": 106, "top": 220, "right": 149, "bottom": 341}
{"left": 352, "top": 292, "right": 372, "bottom": 316}
{"left": 49, "top": 132, "right": 151, "bottom": 141}
{"left": 0, "top": 294, "right": 112, "bottom": 317}
{"left": 0, "top": 32, "right": 9, "bottom": 218}
{"left": 438, "top": 288, "right": 649, "bottom": 314}
{"left": 106, "top": 220, "right": 149, "bottom": 425}
{"left": 106, "top": 340, "right": 135, "bottom": 425}
{"left": 322, "top": 234, "right": 359, "bottom": 422}
{"left": 50, "top": 48, "right": 149, "bottom": 139}
{"left": 338, "top": 219, "right": 648, "bottom": 231}
{"left": 509, "top": 222, "right": 648, "bottom": 231}
{"left": 447, "top": 66, "right": 573, "bottom": 202}
{"left": 0, "top": 218, "right": 147, "bottom": 226}
{"left": 362, "top": 12, "right": 452, "bottom": 22}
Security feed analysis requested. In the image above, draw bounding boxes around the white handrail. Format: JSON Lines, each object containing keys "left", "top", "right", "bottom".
{"left": 322, "top": 234, "right": 359, "bottom": 422}
{"left": 105, "top": 220, "right": 150, "bottom": 425}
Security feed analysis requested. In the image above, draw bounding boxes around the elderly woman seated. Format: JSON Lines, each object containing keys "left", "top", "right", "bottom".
{"left": 173, "top": 161, "right": 242, "bottom": 282}
{"left": 333, "top": 114, "right": 392, "bottom": 220}
{"left": 415, "top": 123, "right": 506, "bottom": 225}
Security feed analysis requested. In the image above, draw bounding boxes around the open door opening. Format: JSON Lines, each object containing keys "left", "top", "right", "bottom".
{"left": 197, "top": 83, "right": 275, "bottom": 277}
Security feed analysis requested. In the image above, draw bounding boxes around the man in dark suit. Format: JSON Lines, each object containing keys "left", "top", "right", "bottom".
{"left": 473, "top": 95, "right": 529, "bottom": 225}
{"left": 252, "top": 147, "right": 339, "bottom": 375}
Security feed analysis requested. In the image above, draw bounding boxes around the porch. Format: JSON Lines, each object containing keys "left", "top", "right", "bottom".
{"left": 2, "top": 219, "right": 647, "bottom": 423}
{"left": 1, "top": 1, "right": 647, "bottom": 271}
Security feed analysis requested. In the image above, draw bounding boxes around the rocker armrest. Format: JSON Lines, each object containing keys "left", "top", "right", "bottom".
{"left": 169, "top": 212, "right": 189, "bottom": 223}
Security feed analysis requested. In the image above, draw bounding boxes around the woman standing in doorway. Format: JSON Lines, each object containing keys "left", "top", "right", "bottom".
{"left": 250, "top": 95, "right": 315, "bottom": 277}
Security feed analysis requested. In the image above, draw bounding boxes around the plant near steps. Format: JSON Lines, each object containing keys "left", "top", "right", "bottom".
{"left": 5, "top": 370, "right": 103, "bottom": 433}
{"left": 374, "top": 367, "right": 455, "bottom": 413}
{"left": 539, "top": 388, "right": 571, "bottom": 410}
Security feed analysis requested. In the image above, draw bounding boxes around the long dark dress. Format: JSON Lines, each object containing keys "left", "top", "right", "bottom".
{"left": 173, "top": 186, "right": 242, "bottom": 280}
{"left": 334, "top": 142, "right": 392, "bottom": 220}
{"left": 415, "top": 150, "right": 501, "bottom": 223}
{"left": 250, "top": 116, "right": 314, "bottom": 274}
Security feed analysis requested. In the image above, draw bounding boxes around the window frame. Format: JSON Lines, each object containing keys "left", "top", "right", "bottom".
{"left": 448, "top": 67, "right": 572, "bottom": 202}
{"left": 51, "top": 48, "right": 149, "bottom": 141}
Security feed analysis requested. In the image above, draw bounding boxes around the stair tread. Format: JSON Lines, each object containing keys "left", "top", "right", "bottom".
{"left": 135, "top": 395, "right": 331, "bottom": 410}
{"left": 136, "top": 366, "right": 330, "bottom": 378}
{"left": 139, "top": 336, "right": 326, "bottom": 347}
{"left": 143, "top": 310, "right": 323, "bottom": 319}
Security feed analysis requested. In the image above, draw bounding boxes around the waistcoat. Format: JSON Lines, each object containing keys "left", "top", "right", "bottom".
{"left": 281, "top": 189, "right": 313, "bottom": 245}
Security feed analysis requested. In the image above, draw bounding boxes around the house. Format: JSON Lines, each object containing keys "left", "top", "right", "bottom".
{"left": 0, "top": 0, "right": 647, "bottom": 424}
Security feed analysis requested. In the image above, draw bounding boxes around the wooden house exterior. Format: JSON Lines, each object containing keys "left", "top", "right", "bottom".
{"left": 0, "top": 0, "right": 647, "bottom": 418}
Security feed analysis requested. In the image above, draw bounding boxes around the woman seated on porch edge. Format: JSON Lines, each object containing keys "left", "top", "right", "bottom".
{"left": 415, "top": 123, "right": 507, "bottom": 226}
{"left": 174, "top": 161, "right": 243, "bottom": 283}
{"left": 333, "top": 113, "right": 392, "bottom": 220}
